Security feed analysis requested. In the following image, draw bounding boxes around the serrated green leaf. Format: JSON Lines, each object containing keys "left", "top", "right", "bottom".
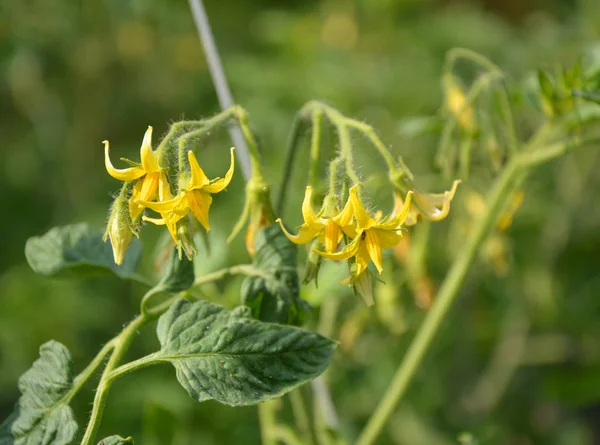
{"left": 154, "top": 299, "right": 336, "bottom": 406}
{"left": 11, "top": 341, "right": 77, "bottom": 445}
{"left": 158, "top": 248, "right": 194, "bottom": 293}
{"left": 25, "top": 223, "right": 141, "bottom": 280}
{"left": 241, "top": 224, "right": 309, "bottom": 325}
{"left": 97, "top": 436, "right": 134, "bottom": 445}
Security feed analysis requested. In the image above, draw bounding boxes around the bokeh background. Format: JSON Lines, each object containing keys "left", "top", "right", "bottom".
{"left": 3, "top": 0, "right": 600, "bottom": 444}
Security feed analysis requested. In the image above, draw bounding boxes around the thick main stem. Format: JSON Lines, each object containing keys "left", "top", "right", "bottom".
{"left": 356, "top": 159, "right": 521, "bottom": 445}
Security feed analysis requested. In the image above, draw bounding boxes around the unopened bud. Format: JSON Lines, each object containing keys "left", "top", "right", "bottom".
{"left": 353, "top": 270, "right": 374, "bottom": 307}
{"left": 103, "top": 195, "right": 134, "bottom": 265}
{"left": 303, "top": 241, "right": 323, "bottom": 285}
{"left": 177, "top": 222, "right": 198, "bottom": 260}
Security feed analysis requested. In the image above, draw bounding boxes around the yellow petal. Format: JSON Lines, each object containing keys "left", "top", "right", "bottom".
{"left": 140, "top": 192, "right": 186, "bottom": 214}
{"left": 332, "top": 192, "right": 354, "bottom": 228}
{"left": 314, "top": 233, "right": 361, "bottom": 261}
{"left": 139, "top": 126, "right": 160, "bottom": 172}
{"left": 349, "top": 186, "right": 376, "bottom": 230}
{"left": 276, "top": 219, "right": 319, "bottom": 245}
{"left": 323, "top": 219, "right": 342, "bottom": 253}
{"left": 143, "top": 215, "right": 180, "bottom": 244}
{"left": 104, "top": 141, "right": 145, "bottom": 181}
{"left": 129, "top": 180, "right": 145, "bottom": 219}
{"left": 158, "top": 173, "right": 173, "bottom": 201}
{"left": 380, "top": 191, "right": 413, "bottom": 229}
{"left": 415, "top": 180, "right": 460, "bottom": 221}
{"left": 377, "top": 228, "right": 404, "bottom": 250}
{"left": 299, "top": 186, "right": 326, "bottom": 230}
{"left": 186, "top": 150, "right": 210, "bottom": 190}
{"left": 354, "top": 242, "right": 371, "bottom": 277}
{"left": 364, "top": 230, "right": 383, "bottom": 274}
{"left": 188, "top": 190, "right": 213, "bottom": 231}
{"left": 203, "top": 147, "right": 236, "bottom": 193}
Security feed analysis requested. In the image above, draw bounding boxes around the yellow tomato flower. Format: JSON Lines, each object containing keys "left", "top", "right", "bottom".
{"left": 444, "top": 77, "right": 476, "bottom": 132}
{"left": 276, "top": 186, "right": 354, "bottom": 254}
{"left": 104, "top": 126, "right": 171, "bottom": 218}
{"left": 315, "top": 186, "right": 413, "bottom": 277}
{"left": 396, "top": 179, "right": 460, "bottom": 226}
{"left": 141, "top": 148, "right": 235, "bottom": 242}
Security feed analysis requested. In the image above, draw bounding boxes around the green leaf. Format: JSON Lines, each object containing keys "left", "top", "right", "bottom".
{"left": 0, "top": 409, "right": 18, "bottom": 445}
{"left": 154, "top": 299, "right": 336, "bottom": 406}
{"left": 97, "top": 436, "right": 134, "bottom": 445}
{"left": 158, "top": 247, "right": 194, "bottom": 293}
{"left": 241, "top": 224, "right": 309, "bottom": 325}
{"left": 25, "top": 223, "right": 142, "bottom": 280}
{"left": 537, "top": 69, "right": 555, "bottom": 100}
{"left": 11, "top": 341, "right": 77, "bottom": 445}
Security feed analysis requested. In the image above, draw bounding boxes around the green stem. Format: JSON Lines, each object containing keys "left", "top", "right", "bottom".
{"left": 273, "top": 426, "right": 309, "bottom": 445}
{"left": 458, "top": 134, "right": 473, "bottom": 181}
{"left": 80, "top": 311, "right": 155, "bottom": 445}
{"left": 289, "top": 389, "right": 313, "bottom": 445}
{"left": 355, "top": 158, "right": 522, "bottom": 445}
{"left": 444, "top": 47, "right": 502, "bottom": 76}
{"left": 234, "top": 106, "right": 266, "bottom": 177}
{"left": 258, "top": 401, "right": 277, "bottom": 445}
{"left": 309, "top": 110, "right": 324, "bottom": 191}
{"left": 80, "top": 286, "right": 202, "bottom": 445}
{"left": 276, "top": 108, "right": 311, "bottom": 215}
{"left": 62, "top": 339, "right": 116, "bottom": 405}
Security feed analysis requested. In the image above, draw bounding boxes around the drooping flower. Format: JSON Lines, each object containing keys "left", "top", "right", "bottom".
{"left": 444, "top": 76, "right": 476, "bottom": 132}
{"left": 396, "top": 179, "right": 460, "bottom": 226}
{"left": 141, "top": 148, "right": 235, "bottom": 243}
{"left": 315, "top": 186, "right": 413, "bottom": 278}
{"left": 276, "top": 186, "right": 354, "bottom": 254}
{"left": 104, "top": 126, "right": 171, "bottom": 218}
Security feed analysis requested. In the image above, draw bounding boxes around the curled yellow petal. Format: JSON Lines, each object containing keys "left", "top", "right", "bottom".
{"left": 314, "top": 234, "right": 361, "bottom": 261}
{"left": 139, "top": 126, "right": 160, "bottom": 172}
{"left": 104, "top": 141, "right": 145, "bottom": 181}
{"left": 300, "top": 187, "right": 326, "bottom": 231}
{"left": 414, "top": 179, "right": 460, "bottom": 221}
{"left": 380, "top": 191, "right": 413, "bottom": 229}
{"left": 332, "top": 192, "right": 354, "bottom": 229}
{"left": 276, "top": 218, "right": 319, "bottom": 245}
{"left": 203, "top": 147, "right": 236, "bottom": 193}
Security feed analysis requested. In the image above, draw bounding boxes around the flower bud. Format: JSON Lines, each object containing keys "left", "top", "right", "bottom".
{"left": 303, "top": 240, "right": 324, "bottom": 285}
{"left": 352, "top": 270, "right": 374, "bottom": 307}
{"left": 177, "top": 221, "right": 198, "bottom": 260}
{"left": 103, "top": 193, "right": 135, "bottom": 265}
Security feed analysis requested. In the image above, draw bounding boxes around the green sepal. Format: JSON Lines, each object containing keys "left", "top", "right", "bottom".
{"left": 241, "top": 224, "right": 310, "bottom": 325}
{"left": 154, "top": 299, "right": 336, "bottom": 406}
{"left": 25, "top": 223, "right": 142, "bottom": 280}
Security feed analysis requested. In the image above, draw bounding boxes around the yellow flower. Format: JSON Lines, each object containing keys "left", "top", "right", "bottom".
{"left": 397, "top": 179, "right": 460, "bottom": 226}
{"left": 104, "top": 126, "right": 170, "bottom": 218}
{"left": 141, "top": 148, "right": 235, "bottom": 243}
{"left": 445, "top": 78, "right": 476, "bottom": 132}
{"left": 276, "top": 186, "right": 354, "bottom": 254}
{"left": 315, "top": 186, "right": 413, "bottom": 277}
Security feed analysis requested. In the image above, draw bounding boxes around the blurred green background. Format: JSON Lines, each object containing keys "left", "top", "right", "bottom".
{"left": 3, "top": 0, "right": 600, "bottom": 444}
